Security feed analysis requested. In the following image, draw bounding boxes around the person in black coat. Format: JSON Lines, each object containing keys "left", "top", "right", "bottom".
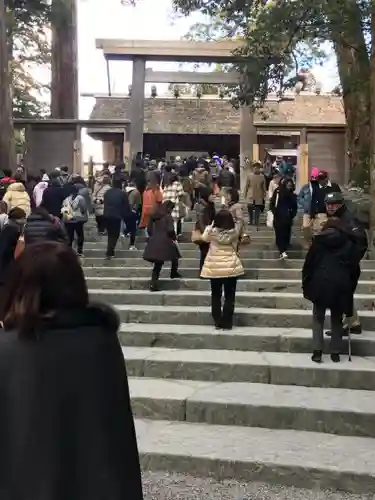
{"left": 0, "top": 242, "right": 143, "bottom": 500}
{"left": 270, "top": 178, "right": 298, "bottom": 259}
{"left": 0, "top": 207, "right": 26, "bottom": 288}
{"left": 24, "top": 205, "right": 68, "bottom": 245}
{"left": 143, "top": 200, "right": 181, "bottom": 291}
{"left": 103, "top": 180, "right": 131, "bottom": 259}
{"left": 302, "top": 216, "right": 360, "bottom": 364}
{"left": 41, "top": 172, "right": 66, "bottom": 218}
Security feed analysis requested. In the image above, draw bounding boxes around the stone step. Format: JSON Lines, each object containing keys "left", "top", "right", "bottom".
{"left": 89, "top": 289, "right": 375, "bottom": 311}
{"left": 135, "top": 419, "right": 375, "bottom": 494}
{"left": 119, "top": 324, "right": 375, "bottom": 357}
{"left": 81, "top": 251, "right": 308, "bottom": 266}
{"left": 123, "top": 345, "right": 375, "bottom": 390}
{"left": 114, "top": 304, "right": 375, "bottom": 331}
{"left": 86, "top": 277, "right": 375, "bottom": 293}
{"left": 129, "top": 377, "right": 375, "bottom": 437}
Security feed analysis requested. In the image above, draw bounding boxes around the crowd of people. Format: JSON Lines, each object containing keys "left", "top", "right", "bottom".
{"left": 0, "top": 153, "right": 368, "bottom": 499}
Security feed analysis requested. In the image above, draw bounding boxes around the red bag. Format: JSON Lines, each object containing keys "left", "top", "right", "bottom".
{"left": 14, "top": 234, "right": 25, "bottom": 259}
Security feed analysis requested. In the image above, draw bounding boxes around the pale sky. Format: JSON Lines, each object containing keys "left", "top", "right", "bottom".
{"left": 76, "top": 0, "right": 339, "bottom": 160}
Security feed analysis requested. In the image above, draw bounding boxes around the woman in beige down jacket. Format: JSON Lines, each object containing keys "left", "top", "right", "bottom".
{"left": 3, "top": 179, "right": 31, "bottom": 217}
{"left": 201, "top": 209, "right": 244, "bottom": 330}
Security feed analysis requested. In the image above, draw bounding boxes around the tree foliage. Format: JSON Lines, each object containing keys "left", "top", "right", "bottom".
{"left": 5, "top": 0, "right": 50, "bottom": 118}
{"left": 169, "top": 0, "right": 372, "bottom": 184}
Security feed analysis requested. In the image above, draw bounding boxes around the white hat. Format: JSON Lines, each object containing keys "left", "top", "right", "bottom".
{"left": 42, "top": 174, "right": 49, "bottom": 182}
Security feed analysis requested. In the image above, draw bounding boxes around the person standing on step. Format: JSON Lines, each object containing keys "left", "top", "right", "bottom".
{"left": 200, "top": 209, "right": 244, "bottom": 330}
{"left": 103, "top": 180, "right": 131, "bottom": 260}
{"left": 298, "top": 167, "right": 319, "bottom": 248}
{"left": 302, "top": 217, "right": 358, "bottom": 364}
{"left": 323, "top": 191, "right": 368, "bottom": 338}
{"left": 143, "top": 200, "right": 181, "bottom": 292}
{"left": 244, "top": 162, "right": 266, "bottom": 229}
{"left": 61, "top": 184, "right": 88, "bottom": 257}
{"left": 194, "top": 187, "right": 216, "bottom": 272}
{"left": 310, "top": 170, "right": 341, "bottom": 235}
{"left": 93, "top": 175, "right": 112, "bottom": 235}
{"left": 269, "top": 178, "right": 297, "bottom": 259}
{"left": 162, "top": 171, "right": 185, "bottom": 237}
{"left": 125, "top": 179, "right": 141, "bottom": 250}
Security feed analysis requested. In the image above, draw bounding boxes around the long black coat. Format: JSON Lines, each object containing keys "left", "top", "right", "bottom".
{"left": 0, "top": 303, "right": 143, "bottom": 500}
{"left": 143, "top": 211, "right": 180, "bottom": 263}
{"left": 302, "top": 226, "right": 356, "bottom": 314}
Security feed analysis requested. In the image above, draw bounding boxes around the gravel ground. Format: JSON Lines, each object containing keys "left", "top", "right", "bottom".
{"left": 142, "top": 472, "right": 373, "bottom": 500}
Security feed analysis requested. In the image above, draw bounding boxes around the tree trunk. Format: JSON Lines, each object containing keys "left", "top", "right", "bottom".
{"left": 50, "top": 0, "right": 78, "bottom": 118}
{"left": 328, "top": 1, "right": 371, "bottom": 186}
{"left": 369, "top": 3, "right": 375, "bottom": 256}
{"left": 0, "top": 0, "right": 15, "bottom": 172}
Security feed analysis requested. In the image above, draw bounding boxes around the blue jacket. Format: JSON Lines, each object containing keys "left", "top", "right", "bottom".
{"left": 298, "top": 183, "right": 313, "bottom": 214}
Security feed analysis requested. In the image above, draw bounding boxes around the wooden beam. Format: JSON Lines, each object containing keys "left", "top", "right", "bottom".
{"left": 145, "top": 69, "right": 240, "bottom": 85}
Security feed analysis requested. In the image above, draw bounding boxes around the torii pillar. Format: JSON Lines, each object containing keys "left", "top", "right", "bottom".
{"left": 129, "top": 57, "right": 146, "bottom": 162}
{"left": 240, "top": 106, "right": 258, "bottom": 193}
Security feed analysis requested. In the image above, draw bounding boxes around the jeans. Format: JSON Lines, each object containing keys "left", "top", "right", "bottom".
{"left": 151, "top": 260, "right": 179, "bottom": 283}
{"left": 210, "top": 277, "right": 237, "bottom": 328}
{"left": 248, "top": 203, "right": 262, "bottom": 226}
{"left": 199, "top": 243, "right": 210, "bottom": 272}
{"left": 95, "top": 214, "right": 105, "bottom": 233}
{"left": 105, "top": 217, "right": 121, "bottom": 257}
{"left": 65, "top": 221, "right": 84, "bottom": 254}
{"left": 312, "top": 304, "right": 342, "bottom": 354}
{"left": 274, "top": 222, "right": 292, "bottom": 254}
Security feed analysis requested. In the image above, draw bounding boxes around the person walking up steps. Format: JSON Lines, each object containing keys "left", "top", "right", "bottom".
{"left": 143, "top": 201, "right": 181, "bottom": 292}
{"left": 193, "top": 187, "right": 215, "bottom": 272}
{"left": 200, "top": 209, "right": 244, "bottom": 330}
{"left": 61, "top": 184, "right": 88, "bottom": 257}
{"left": 270, "top": 178, "right": 297, "bottom": 259}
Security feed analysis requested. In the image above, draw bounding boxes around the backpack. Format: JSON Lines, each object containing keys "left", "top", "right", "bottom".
{"left": 61, "top": 195, "right": 85, "bottom": 221}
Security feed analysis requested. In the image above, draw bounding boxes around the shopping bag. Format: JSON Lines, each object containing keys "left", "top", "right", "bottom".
{"left": 266, "top": 211, "right": 274, "bottom": 228}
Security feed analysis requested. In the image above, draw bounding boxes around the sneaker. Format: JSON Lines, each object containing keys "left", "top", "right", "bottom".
{"left": 311, "top": 350, "right": 322, "bottom": 363}
{"left": 129, "top": 246, "right": 137, "bottom": 251}
{"left": 77, "top": 253, "right": 84, "bottom": 258}
{"left": 149, "top": 283, "right": 160, "bottom": 292}
{"left": 280, "top": 252, "right": 288, "bottom": 259}
{"left": 330, "top": 353, "right": 340, "bottom": 363}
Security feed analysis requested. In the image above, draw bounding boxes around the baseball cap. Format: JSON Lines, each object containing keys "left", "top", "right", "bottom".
{"left": 325, "top": 191, "right": 344, "bottom": 204}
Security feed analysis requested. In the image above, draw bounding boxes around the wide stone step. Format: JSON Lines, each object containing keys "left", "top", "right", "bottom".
{"left": 115, "top": 304, "right": 375, "bottom": 331}
{"left": 119, "top": 324, "right": 375, "bottom": 357}
{"left": 81, "top": 250, "right": 306, "bottom": 261}
{"left": 87, "top": 277, "right": 375, "bottom": 293}
{"left": 122, "top": 346, "right": 375, "bottom": 390}
{"left": 129, "top": 377, "right": 375, "bottom": 437}
{"left": 90, "top": 289, "right": 375, "bottom": 311}
{"left": 135, "top": 419, "right": 375, "bottom": 494}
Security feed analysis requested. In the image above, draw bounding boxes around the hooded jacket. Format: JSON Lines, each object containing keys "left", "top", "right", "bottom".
{"left": 143, "top": 205, "right": 180, "bottom": 263}
{"left": 3, "top": 182, "right": 31, "bottom": 216}
{"left": 200, "top": 226, "right": 244, "bottom": 279}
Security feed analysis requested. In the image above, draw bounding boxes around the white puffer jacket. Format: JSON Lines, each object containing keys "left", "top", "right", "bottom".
{"left": 200, "top": 226, "right": 244, "bottom": 279}
{"left": 3, "top": 182, "right": 31, "bottom": 216}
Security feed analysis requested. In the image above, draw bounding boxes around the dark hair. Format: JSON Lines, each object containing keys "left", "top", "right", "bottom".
{"left": 227, "top": 188, "right": 239, "bottom": 204}
{"left": 49, "top": 171, "right": 60, "bottom": 180}
{"left": 71, "top": 175, "right": 85, "bottom": 186}
{"left": 61, "top": 165, "right": 69, "bottom": 173}
{"left": 3, "top": 242, "right": 89, "bottom": 337}
{"left": 8, "top": 207, "right": 26, "bottom": 220}
{"left": 214, "top": 209, "right": 235, "bottom": 230}
{"left": 112, "top": 179, "right": 123, "bottom": 189}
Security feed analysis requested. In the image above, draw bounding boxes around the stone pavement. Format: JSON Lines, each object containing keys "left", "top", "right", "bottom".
{"left": 83, "top": 216, "right": 375, "bottom": 495}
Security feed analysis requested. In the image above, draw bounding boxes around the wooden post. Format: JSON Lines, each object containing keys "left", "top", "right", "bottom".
{"left": 369, "top": 3, "right": 375, "bottom": 257}
{"left": 0, "top": 0, "right": 15, "bottom": 172}
{"left": 51, "top": 0, "right": 78, "bottom": 119}
{"left": 298, "top": 128, "right": 309, "bottom": 189}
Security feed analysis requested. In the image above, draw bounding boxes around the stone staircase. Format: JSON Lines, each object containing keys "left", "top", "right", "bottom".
{"left": 83, "top": 216, "right": 375, "bottom": 495}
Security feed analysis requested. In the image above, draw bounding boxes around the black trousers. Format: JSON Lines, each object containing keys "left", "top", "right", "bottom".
{"left": 124, "top": 212, "right": 138, "bottom": 247}
{"left": 105, "top": 218, "right": 121, "bottom": 257}
{"left": 152, "top": 260, "right": 179, "bottom": 282}
{"left": 210, "top": 277, "right": 237, "bottom": 328}
{"left": 95, "top": 215, "right": 106, "bottom": 234}
{"left": 248, "top": 203, "right": 262, "bottom": 226}
{"left": 199, "top": 243, "right": 210, "bottom": 271}
{"left": 274, "top": 222, "right": 292, "bottom": 254}
{"left": 65, "top": 222, "right": 85, "bottom": 254}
